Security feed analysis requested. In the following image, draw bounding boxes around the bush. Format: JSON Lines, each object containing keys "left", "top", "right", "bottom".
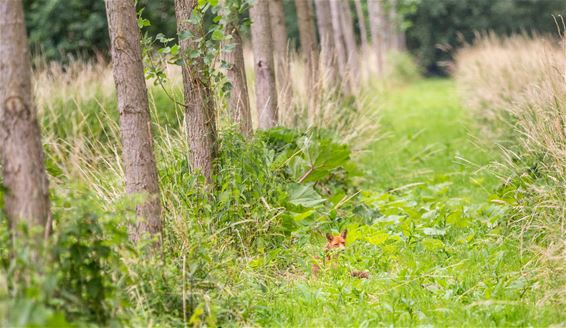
{"left": 0, "top": 187, "right": 133, "bottom": 326}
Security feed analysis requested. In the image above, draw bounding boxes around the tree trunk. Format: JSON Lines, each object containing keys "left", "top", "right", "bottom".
{"left": 329, "top": 0, "right": 351, "bottom": 94}
{"left": 250, "top": 0, "right": 278, "bottom": 129}
{"left": 382, "top": 3, "right": 392, "bottom": 52}
{"left": 222, "top": 9, "right": 252, "bottom": 136}
{"left": 295, "top": 0, "right": 319, "bottom": 117}
{"left": 175, "top": 0, "right": 218, "bottom": 182}
{"left": 314, "top": 0, "right": 338, "bottom": 86}
{"left": 340, "top": 0, "right": 359, "bottom": 89}
{"left": 295, "top": 0, "right": 318, "bottom": 68}
{"left": 268, "top": 0, "right": 292, "bottom": 116}
{"left": 0, "top": 0, "right": 51, "bottom": 238}
{"left": 105, "top": 0, "right": 162, "bottom": 244}
{"left": 388, "top": 0, "right": 405, "bottom": 51}
{"left": 368, "top": 0, "right": 385, "bottom": 77}
{"left": 354, "top": 0, "right": 369, "bottom": 49}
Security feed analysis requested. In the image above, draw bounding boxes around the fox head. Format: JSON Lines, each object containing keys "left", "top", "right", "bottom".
{"left": 325, "top": 229, "right": 347, "bottom": 250}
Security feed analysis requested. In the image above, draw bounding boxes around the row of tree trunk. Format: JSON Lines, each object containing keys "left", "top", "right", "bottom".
{"left": 0, "top": 0, "right": 405, "bottom": 248}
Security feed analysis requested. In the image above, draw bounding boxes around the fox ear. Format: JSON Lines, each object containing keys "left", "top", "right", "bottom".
{"left": 326, "top": 233, "right": 333, "bottom": 242}
{"left": 341, "top": 229, "right": 348, "bottom": 239}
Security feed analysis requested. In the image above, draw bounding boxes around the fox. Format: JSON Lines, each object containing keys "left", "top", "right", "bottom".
{"left": 311, "top": 229, "right": 369, "bottom": 279}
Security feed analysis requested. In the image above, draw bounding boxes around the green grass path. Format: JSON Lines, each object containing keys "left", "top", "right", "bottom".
{"left": 363, "top": 79, "right": 498, "bottom": 200}
{"left": 248, "top": 79, "right": 565, "bottom": 327}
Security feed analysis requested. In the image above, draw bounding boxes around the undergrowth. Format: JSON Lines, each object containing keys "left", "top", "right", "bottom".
{"left": 2, "top": 53, "right": 566, "bottom": 326}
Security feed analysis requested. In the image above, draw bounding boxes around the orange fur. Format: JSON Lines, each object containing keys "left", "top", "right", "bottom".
{"left": 312, "top": 230, "right": 347, "bottom": 275}
{"left": 311, "top": 229, "right": 369, "bottom": 279}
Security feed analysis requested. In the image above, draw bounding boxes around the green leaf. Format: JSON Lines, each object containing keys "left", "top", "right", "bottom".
{"left": 179, "top": 30, "right": 192, "bottom": 41}
{"left": 292, "top": 209, "right": 316, "bottom": 222}
{"left": 211, "top": 29, "right": 225, "bottom": 41}
{"left": 287, "top": 183, "right": 325, "bottom": 208}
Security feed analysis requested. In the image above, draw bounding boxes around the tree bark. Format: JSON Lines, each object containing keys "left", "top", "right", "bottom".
{"left": 105, "top": 0, "right": 162, "bottom": 244}
{"left": 250, "top": 0, "right": 278, "bottom": 129}
{"left": 0, "top": 0, "right": 51, "bottom": 238}
{"left": 340, "top": 0, "right": 359, "bottom": 89}
{"left": 354, "top": 0, "right": 369, "bottom": 49}
{"left": 368, "top": 0, "right": 385, "bottom": 77}
{"left": 329, "top": 0, "right": 351, "bottom": 94}
{"left": 268, "top": 0, "right": 292, "bottom": 115}
{"left": 388, "top": 0, "right": 405, "bottom": 51}
{"left": 295, "top": 0, "right": 318, "bottom": 78}
{"left": 314, "top": 0, "right": 338, "bottom": 86}
{"left": 295, "top": 0, "right": 319, "bottom": 116}
{"left": 175, "top": 0, "right": 218, "bottom": 182}
{"left": 222, "top": 6, "right": 252, "bottom": 137}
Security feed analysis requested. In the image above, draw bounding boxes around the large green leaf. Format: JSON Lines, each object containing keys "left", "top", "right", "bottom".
{"left": 287, "top": 183, "right": 325, "bottom": 208}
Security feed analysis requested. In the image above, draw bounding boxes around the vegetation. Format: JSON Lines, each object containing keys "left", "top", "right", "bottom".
{"left": 405, "top": 0, "right": 566, "bottom": 74}
{"left": 455, "top": 34, "right": 566, "bottom": 304}
{"left": 2, "top": 0, "right": 566, "bottom": 327}
{"left": 24, "top": 0, "right": 566, "bottom": 75}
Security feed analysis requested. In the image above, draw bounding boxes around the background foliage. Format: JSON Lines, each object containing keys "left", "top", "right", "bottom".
{"left": 24, "top": 0, "right": 566, "bottom": 73}
{"left": 405, "top": 0, "right": 566, "bottom": 74}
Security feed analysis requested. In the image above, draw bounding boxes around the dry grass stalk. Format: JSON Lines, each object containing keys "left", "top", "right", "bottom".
{"left": 455, "top": 33, "right": 566, "bottom": 303}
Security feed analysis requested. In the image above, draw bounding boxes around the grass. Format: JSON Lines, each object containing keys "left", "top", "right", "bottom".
{"left": 234, "top": 79, "right": 566, "bottom": 326}
{"left": 455, "top": 34, "right": 566, "bottom": 305}
{"left": 3, "top": 55, "right": 566, "bottom": 326}
{"left": 363, "top": 79, "right": 499, "bottom": 201}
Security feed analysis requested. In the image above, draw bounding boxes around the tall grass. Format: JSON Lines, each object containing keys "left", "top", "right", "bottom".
{"left": 455, "top": 33, "right": 566, "bottom": 303}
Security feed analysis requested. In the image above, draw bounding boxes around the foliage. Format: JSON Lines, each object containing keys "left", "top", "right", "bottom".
{"left": 23, "top": 0, "right": 177, "bottom": 61}
{"left": 139, "top": 0, "right": 253, "bottom": 104}
{"left": 0, "top": 187, "right": 133, "bottom": 326}
{"left": 405, "top": 0, "right": 566, "bottom": 74}
{"left": 386, "top": 51, "right": 422, "bottom": 84}
{"left": 23, "top": 0, "right": 108, "bottom": 61}
{"left": 9, "top": 2, "right": 566, "bottom": 323}
{"left": 6, "top": 54, "right": 566, "bottom": 325}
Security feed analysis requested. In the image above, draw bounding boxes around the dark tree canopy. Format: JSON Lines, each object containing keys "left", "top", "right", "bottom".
{"left": 405, "top": 0, "right": 566, "bottom": 74}
{"left": 23, "top": 0, "right": 566, "bottom": 74}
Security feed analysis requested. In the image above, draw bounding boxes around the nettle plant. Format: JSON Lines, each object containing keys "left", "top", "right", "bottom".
{"left": 138, "top": 0, "right": 252, "bottom": 100}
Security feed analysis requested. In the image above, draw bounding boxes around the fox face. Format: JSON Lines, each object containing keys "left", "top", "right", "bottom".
{"left": 325, "top": 229, "right": 347, "bottom": 250}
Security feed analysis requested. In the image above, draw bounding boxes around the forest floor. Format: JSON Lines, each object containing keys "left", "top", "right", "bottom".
{"left": 246, "top": 79, "right": 566, "bottom": 326}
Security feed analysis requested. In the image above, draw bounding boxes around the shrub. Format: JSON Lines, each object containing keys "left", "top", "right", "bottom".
{"left": 0, "top": 187, "right": 133, "bottom": 326}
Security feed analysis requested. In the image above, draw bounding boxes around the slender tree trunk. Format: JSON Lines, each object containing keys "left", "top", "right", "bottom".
{"left": 340, "top": 0, "right": 359, "bottom": 89}
{"left": 382, "top": 3, "right": 392, "bottom": 52}
{"left": 354, "top": 0, "right": 369, "bottom": 49}
{"left": 269, "top": 0, "right": 292, "bottom": 114}
{"left": 368, "top": 0, "right": 385, "bottom": 77}
{"left": 250, "top": 0, "right": 278, "bottom": 129}
{"left": 295, "top": 0, "right": 319, "bottom": 117}
{"left": 105, "top": 0, "right": 162, "bottom": 244}
{"left": 388, "top": 0, "right": 405, "bottom": 51}
{"left": 175, "top": 0, "right": 218, "bottom": 182}
{"left": 329, "top": 0, "right": 351, "bottom": 94}
{"left": 222, "top": 7, "right": 252, "bottom": 136}
{"left": 295, "top": 0, "right": 318, "bottom": 76}
{"left": 314, "top": 0, "right": 338, "bottom": 87}
{"left": 0, "top": 0, "right": 51, "bottom": 238}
